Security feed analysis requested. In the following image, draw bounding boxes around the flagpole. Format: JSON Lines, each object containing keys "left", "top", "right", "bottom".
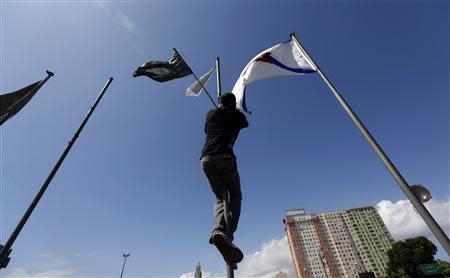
{"left": 173, "top": 48, "right": 217, "bottom": 108}
{"left": 290, "top": 32, "right": 450, "bottom": 255}
{"left": 0, "top": 70, "right": 54, "bottom": 126}
{"left": 216, "top": 57, "right": 222, "bottom": 104}
{"left": 0, "top": 77, "right": 114, "bottom": 269}
{"left": 215, "top": 57, "right": 237, "bottom": 278}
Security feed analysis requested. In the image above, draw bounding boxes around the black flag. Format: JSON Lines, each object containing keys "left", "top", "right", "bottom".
{"left": 133, "top": 50, "right": 192, "bottom": 82}
{"left": 0, "top": 81, "right": 47, "bottom": 126}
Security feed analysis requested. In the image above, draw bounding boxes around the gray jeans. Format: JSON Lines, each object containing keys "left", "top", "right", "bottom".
{"left": 201, "top": 155, "right": 242, "bottom": 241}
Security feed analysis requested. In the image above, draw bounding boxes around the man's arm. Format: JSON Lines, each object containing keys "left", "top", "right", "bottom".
{"left": 238, "top": 111, "right": 249, "bottom": 129}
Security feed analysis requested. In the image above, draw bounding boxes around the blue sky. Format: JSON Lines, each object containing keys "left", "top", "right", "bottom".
{"left": 1, "top": 1, "right": 448, "bottom": 277}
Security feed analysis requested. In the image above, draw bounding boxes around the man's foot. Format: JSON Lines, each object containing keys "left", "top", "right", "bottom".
{"left": 211, "top": 231, "right": 243, "bottom": 264}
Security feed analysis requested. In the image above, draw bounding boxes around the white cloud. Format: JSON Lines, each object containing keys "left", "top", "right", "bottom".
{"left": 115, "top": 11, "right": 139, "bottom": 35}
{"left": 5, "top": 267, "right": 77, "bottom": 278}
{"left": 236, "top": 237, "right": 295, "bottom": 278}
{"left": 5, "top": 253, "right": 78, "bottom": 278}
{"left": 95, "top": 0, "right": 144, "bottom": 57}
{"left": 180, "top": 271, "right": 224, "bottom": 278}
{"left": 74, "top": 250, "right": 98, "bottom": 258}
{"left": 376, "top": 198, "right": 450, "bottom": 242}
{"left": 179, "top": 237, "right": 295, "bottom": 278}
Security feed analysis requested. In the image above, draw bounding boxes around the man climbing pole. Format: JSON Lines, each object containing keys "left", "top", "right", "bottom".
{"left": 200, "top": 92, "right": 249, "bottom": 264}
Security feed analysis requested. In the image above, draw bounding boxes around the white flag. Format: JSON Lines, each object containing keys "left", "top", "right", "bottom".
{"left": 232, "top": 38, "right": 316, "bottom": 111}
{"left": 186, "top": 66, "right": 216, "bottom": 96}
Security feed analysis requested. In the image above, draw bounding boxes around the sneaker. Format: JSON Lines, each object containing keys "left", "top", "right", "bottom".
{"left": 211, "top": 231, "right": 244, "bottom": 264}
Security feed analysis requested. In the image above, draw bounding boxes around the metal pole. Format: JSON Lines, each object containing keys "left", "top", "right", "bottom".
{"left": 172, "top": 48, "right": 217, "bottom": 108}
{"left": 120, "top": 253, "right": 130, "bottom": 278}
{"left": 0, "top": 78, "right": 114, "bottom": 269}
{"left": 216, "top": 57, "right": 222, "bottom": 104}
{"left": 290, "top": 32, "right": 450, "bottom": 255}
{"left": 0, "top": 70, "right": 54, "bottom": 126}
{"left": 222, "top": 187, "right": 235, "bottom": 278}
{"left": 216, "top": 57, "right": 235, "bottom": 278}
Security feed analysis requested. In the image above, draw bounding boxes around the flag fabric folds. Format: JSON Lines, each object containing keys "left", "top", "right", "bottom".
{"left": 231, "top": 38, "right": 317, "bottom": 112}
{"left": 133, "top": 50, "right": 192, "bottom": 82}
{"left": 186, "top": 66, "right": 215, "bottom": 96}
{"left": 0, "top": 81, "right": 44, "bottom": 126}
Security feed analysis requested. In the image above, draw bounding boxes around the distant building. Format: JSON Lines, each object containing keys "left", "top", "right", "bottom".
{"left": 275, "top": 270, "right": 288, "bottom": 278}
{"left": 284, "top": 207, "right": 394, "bottom": 278}
{"left": 195, "top": 262, "right": 202, "bottom": 278}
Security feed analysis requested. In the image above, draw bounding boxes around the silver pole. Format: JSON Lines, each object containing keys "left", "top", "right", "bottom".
{"left": 216, "top": 57, "right": 235, "bottom": 278}
{"left": 290, "top": 32, "right": 450, "bottom": 255}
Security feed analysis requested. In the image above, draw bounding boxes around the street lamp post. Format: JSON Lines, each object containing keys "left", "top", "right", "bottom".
{"left": 120, "top": 253, "right": 130, "bottom": 278}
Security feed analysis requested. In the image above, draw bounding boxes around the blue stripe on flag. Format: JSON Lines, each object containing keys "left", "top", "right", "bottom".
{"left": 268, "top": 56, "right": 316, "bottom": 74}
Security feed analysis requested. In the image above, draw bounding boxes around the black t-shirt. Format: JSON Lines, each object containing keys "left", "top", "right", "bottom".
{"left": 201, "top": 107, "right": 249, "bottom": 159}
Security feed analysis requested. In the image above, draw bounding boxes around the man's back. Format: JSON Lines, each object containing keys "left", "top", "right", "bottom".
{"left": 201, "top": 107, "right": 248, "bottom": 159}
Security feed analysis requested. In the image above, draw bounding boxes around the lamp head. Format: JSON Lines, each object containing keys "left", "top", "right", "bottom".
{"left": 410, "top": 184, "right": 432, "bottom": 203}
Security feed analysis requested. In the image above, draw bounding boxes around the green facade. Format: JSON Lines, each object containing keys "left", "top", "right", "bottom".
{"left": 343, "top": 207, "right": 394, "bottom": 277}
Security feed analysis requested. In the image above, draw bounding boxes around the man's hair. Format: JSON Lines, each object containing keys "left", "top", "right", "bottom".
{"left": 221, "top": 92, "right": 236, "bottom": 108}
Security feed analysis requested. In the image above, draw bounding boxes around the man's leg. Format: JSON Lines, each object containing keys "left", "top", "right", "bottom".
{"left": 202, "top": 157, "right": 244, "bottom": 264}
{"left": 220, "top": 157, "right": 242, "bottom": 239}
{"left": 228, "top": 182, "right": 242, "bottom": 237}
{"left": 217, "top": 157, "right": 244, "bottom": 264}
{"left": 201, "top": 158, "right": 226, "bottom": 238}
{"left": 213, "top": 198, "right": 225, "bottom": 236}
